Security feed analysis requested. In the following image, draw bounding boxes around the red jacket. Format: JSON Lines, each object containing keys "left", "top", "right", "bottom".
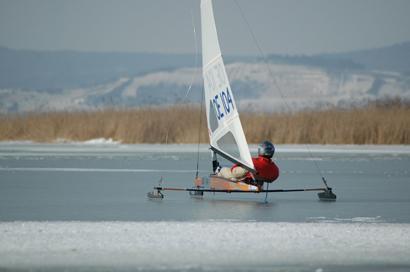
{"left": 233, "top": 155, "right": 279, "bottom": 183}
{"left": 252, "top": 156, "right": 279, "bottom": 182}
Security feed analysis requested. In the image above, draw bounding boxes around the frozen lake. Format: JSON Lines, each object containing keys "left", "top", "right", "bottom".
{"left": 1, "top": 142, "right": 409, "bottom": 222}
{"left": 1, "top": 142, "right": 410, "bottom": 271}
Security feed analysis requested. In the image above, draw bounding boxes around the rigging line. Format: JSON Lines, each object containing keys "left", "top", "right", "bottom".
{"left": 232, "top": 0, "right": 325, "bottom": 180}
{"left": 184, "top": 10, "right": 200, "bottom": 100}
{"left": 163, "top": 9, "right": 200, "bottom": 145}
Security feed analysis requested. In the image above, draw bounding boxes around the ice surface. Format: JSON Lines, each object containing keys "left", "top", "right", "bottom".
{"left": 1, "top": 142, "right": 410, "bottom": 155}
{"left": 0, "top": 222, "right": 409, "bottom": 270}
{"left": 0, "top": 166, "right": 197, "bottom": 173}
{"left": 273, "top": 144, "right": 410, "bottom": 155}
{"left": 307, "top": 216, "right": 385, "bottom": 223}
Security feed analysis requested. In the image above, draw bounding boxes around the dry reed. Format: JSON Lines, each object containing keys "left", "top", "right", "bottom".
{"left": 0, "top": 103, "right": 409, "bottom": 144}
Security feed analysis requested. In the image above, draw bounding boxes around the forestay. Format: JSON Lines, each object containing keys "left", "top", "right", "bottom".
{"left": 201, "top": 0, "right": 254, "bottom": 171}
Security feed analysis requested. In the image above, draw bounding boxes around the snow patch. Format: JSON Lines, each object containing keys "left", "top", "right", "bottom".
{"left": 54, "top": 138, "right": 121, "bottom": 145}
{"left": 0, "top": 221, "right": 409, "bottom": 269}
{"left": 83, "top": 138, "right": 120, "bottom": 145}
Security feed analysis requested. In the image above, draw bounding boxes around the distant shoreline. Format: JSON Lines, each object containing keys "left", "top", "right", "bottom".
{"left": 1, "top": 102, "right": 409, "bottom": 145}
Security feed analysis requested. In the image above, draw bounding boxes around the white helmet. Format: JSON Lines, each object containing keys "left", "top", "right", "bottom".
{"left": 258, "top": 141, "right": 275, "bottom": 158}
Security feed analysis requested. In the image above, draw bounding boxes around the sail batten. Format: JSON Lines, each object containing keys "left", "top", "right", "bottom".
{"left": 203, "top": 54, "right": 222, "bottom": 70}
{"left": 201, "top": 0, "right": 254, "bottom": 171}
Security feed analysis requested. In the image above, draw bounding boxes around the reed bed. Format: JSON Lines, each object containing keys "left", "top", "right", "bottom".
{"left": 0, "top": 103, "right": 409, "bottom": 144}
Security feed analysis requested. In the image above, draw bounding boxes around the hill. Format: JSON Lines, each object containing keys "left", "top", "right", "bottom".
{"left": 0, "top": 42, "right": 409, "bottom": 113}
{"left": 266, "top": 41, "right": 410, "bottom": 74}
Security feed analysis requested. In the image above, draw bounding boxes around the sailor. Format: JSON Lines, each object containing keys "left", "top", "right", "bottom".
{"left": 216, "top": 140, "right": 279, "bottom": 186}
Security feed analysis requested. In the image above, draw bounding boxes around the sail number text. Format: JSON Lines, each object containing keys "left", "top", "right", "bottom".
{"left": 212, "top": 88, "right": 235, "bottom": 120}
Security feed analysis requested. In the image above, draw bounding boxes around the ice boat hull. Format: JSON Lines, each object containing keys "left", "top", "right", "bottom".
{"left": 194, "top": 175, "right": 260, "bottom": 192}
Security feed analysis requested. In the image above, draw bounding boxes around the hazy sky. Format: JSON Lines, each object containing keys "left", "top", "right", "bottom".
{"left": 1, "top": 0, "right": 410, "bottom": 55}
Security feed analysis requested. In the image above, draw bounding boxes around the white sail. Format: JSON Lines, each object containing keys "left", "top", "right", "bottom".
{"left": 201, "top": 0, "right": 254, "bottom": 171}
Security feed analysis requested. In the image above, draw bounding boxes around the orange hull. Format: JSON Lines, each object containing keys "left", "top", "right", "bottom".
{"left": 194, "top": 175, "right": 260, "bottom": 192}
